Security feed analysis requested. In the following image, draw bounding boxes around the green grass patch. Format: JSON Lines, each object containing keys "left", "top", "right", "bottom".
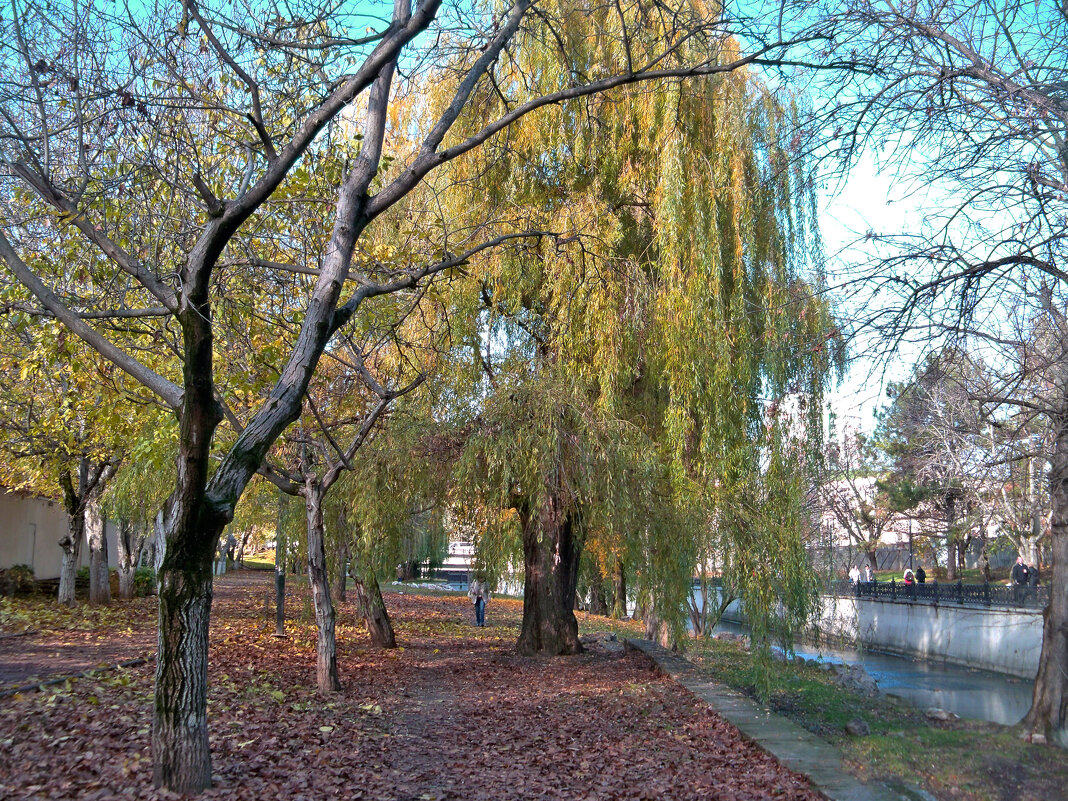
{"left": 684, "top": 635, "right": 1065, "bottom": 801}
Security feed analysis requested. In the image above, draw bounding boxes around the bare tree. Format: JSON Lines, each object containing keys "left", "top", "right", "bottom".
{"left": 827, "top": 0, "right": 1068, "bottom": 746}
{"left": 819, "top": 431, "right": 905, "bottom": 573}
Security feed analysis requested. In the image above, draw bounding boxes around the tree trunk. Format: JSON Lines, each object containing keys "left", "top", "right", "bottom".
{"left": 354, "top": 561, "right": 396, "bottom": 648}
{"left": 611, "top": 556, "right": 628, "bottom": 619}
{"left": 233, "top": 527, "right": 248, "bottom": 568}
{"left": 274, "top": 494, "right": 286, "bottom": 637}
{"left": 516, "top": 496, "right": 582, "bottom": 655}
{"left": 866, "top": 549, "right": 878, "bottom": 575}
{"left": 333, "top": 539, "right": 348, "bottom": 603}
{"left": 304, "top": 480, "right": 340, "bottom": 693}
{"left": 587, "top": 573, "right": 609, "bottom": 616}
{"left": 116, "top": 518, "right": 136, "bottom": 599}
{"left": 86, "top": 495, "right": 110, "bottom": 606}
{"left": 152, "top": 537, "right": 217, "bottom": 793}
{"left": 945, "top": 494, "right": 959, "bottom": 581}
{"left": 1025, "top": 410, "right": 1068, "bottom": 747}
{"left": 57, "top": 513, "right": 84, "bottom": 606}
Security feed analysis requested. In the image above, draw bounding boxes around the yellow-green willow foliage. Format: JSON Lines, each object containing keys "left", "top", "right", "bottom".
{"left": 383, "top": 0, "right": 841, "bottom": 669}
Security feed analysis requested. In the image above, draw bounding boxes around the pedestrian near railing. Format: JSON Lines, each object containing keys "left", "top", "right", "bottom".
{"left": 835, "top": 577, "right": 1049, "bottom": 609}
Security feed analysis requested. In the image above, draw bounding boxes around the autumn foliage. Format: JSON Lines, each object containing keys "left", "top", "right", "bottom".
{"left": 0, "top": 572, "right": 821, "bottom": 800}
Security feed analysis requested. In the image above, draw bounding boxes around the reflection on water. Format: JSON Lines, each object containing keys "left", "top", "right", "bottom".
{"left": 711, "top": 619, "right": 1034, "bottom": 726}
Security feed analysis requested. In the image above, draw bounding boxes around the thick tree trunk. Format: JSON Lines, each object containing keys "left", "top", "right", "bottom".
{"left": 304, "top": 481, "right": 340, "bottom": 693}
{"left": 587, "top": 572, "right": 609, "bottom": 615}
{"left": 354, "top": 563, "right": 396, "bottom": 648}
{"left": 86, "top": 496, "right": 110, "bottom": 606}
{"left": 611, "top": 557, "right": 628, "bottom": 619}
{"left": 866, "top": 549, "right": 878, "bottom": 574}
{"left": 152, "top": 541, "right": 216, "bottom": 793}
{"left": 57, "top": 514, "right": 84, "bottom": 606}
{"left": 516, "top": 497, "right": 582, "bottom": 655}
{"left": 1025, "top": 411, "right": 1068, "bottom": 747}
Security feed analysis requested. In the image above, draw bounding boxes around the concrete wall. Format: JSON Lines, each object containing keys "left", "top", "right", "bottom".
{"left": 720, "top": 594, "right": 1042, "bottom": 679}
{"left": 0, "top": 489, "right": 118, "bottom": 579}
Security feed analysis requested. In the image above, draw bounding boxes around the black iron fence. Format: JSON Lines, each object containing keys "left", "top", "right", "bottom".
{"left": 833, "top": 578, "right": 1049, "bottom": 610}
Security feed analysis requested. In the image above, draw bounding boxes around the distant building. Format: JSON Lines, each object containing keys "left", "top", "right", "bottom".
{"left": 0, "top": 488, "right": 118, "bottom": 579}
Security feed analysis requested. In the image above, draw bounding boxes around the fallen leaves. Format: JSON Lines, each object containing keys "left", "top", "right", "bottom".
{"left": 0, "top": 572, "right": 824, "bottom": 800}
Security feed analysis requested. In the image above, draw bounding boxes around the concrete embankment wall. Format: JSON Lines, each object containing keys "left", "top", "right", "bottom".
{"left": 720, "top": 595, "right": 1042, "bottom": 679}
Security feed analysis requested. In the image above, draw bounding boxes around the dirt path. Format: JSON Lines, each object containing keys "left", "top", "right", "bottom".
{"left": 1, "top": 574, "right": 826, "bottom": 800}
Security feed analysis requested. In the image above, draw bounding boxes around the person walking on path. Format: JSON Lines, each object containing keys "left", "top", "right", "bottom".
{"left": 468, "top": 576, "right": 490, "bottom": 627}
{"left": 864, "top": 564, "right": 874, "bottom": 583}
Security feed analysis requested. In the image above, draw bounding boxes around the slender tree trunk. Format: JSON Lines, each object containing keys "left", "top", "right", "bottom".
{"left": 304, "top": 479, "right": 340, "bottom": 693}
{"left": 86, "top": 495, "right": 110, "bottom": 606}
{"left": 612, "top": 556, "right": 627, "bottom": 619}
{"left": 274, "top": 494, "right": 286, "bottom": 637}
{"left": 57, "top": 514, "right": 84, "bottom": 606}
{"left": 1025, "top": 409, "right": 1068, "bottom": 747}
{"left": 354, "top": 562, "right": 397, "bottom": 648}
{"left": 236, "top": 527, "right": 252, "bottom": 567}
{"left": 334, "top": 539, "right": 348, "bottom": 603}
{"left": 516, "top": 496, "right": 582, "bottom": 655}
{"left": 945, "top": 495, "right": 958, "bottom": 581}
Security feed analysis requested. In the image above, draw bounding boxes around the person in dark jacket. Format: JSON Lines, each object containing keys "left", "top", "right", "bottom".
{"left": 1011, "top": 556, "right": 1030, "bottom": 586}
{"left": 915, "top": 565, "right": 926, "bottom": 584}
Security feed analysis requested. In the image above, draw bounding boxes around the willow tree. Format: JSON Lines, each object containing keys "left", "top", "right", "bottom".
{"left": 0, "top": 0, "right": 835, "bottom": 790}
{"left": 416, "top": 25, "right": 841, "bottom": 659}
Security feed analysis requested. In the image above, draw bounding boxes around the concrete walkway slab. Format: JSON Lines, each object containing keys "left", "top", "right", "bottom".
{"left": 626, "top": 638, "right": 912, "bottom": 801}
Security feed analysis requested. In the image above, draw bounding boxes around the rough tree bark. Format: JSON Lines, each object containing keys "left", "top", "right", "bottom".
{"left": 1025, "top": 408, "right": 1068, "bottom": 747}
{"left": 86, "top": 493, "right": 110, "bottom": 606}
{"left": 56, "top": 511, "right": 84, "bottom": 607}
{"left": 303, "top": 477, "right": 340, "bottom": 693}
{"left": 516, "top": 496, "right": 582, "bottom": 655}
{"left": 353, "top": 558, "right": 397, "bottom": 648}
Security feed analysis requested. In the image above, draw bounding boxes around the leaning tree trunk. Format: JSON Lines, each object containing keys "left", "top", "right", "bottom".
{"left": 1024, "top": 409, "right": 1068, "bottom": 747}
{"left": 354, "top": 560, "right": 396, "bottom": 648}
{"left": 86, "top": 495, "right": 110, "bottom": 606}
{"left": 516, "top": 496, "right": 582, "bottom": 656}
{"left": 304, "top": 480, "right": 340, "bottom": 693}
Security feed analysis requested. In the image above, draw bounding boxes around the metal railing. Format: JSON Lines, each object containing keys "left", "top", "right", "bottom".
{"left": 834, "top": 578, "right": 1049, "bottom": 610}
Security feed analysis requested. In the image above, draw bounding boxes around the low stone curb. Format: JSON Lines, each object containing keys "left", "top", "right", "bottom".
{"left": 625, "top": 638, "right": 911, "bottom": 801}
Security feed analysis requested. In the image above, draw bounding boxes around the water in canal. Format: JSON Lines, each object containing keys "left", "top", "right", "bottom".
{"left": 712, "top": 618, "right": 1034, "bottom": 726}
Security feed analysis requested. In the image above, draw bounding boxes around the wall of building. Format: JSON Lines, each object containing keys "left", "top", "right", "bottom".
{"left": 0, "top": 489, "right": 118, "bottom": 579}
{"left": 721, "top": 594, "right": 1042, "bottom": 679}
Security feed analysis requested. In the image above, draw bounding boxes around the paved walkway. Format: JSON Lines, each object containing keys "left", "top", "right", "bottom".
{"left": 625, "top": 639, "right": 930, "bottom": 801}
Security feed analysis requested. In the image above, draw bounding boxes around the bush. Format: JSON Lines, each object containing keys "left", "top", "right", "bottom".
{"left": 0, "top": 564, "right": 35, "bottom": 595}
{"left": 133, "top": 567, "right": 157, "bottom": 597}
{"left": 75, "top": 566, "right": 90, "bottom": 589}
